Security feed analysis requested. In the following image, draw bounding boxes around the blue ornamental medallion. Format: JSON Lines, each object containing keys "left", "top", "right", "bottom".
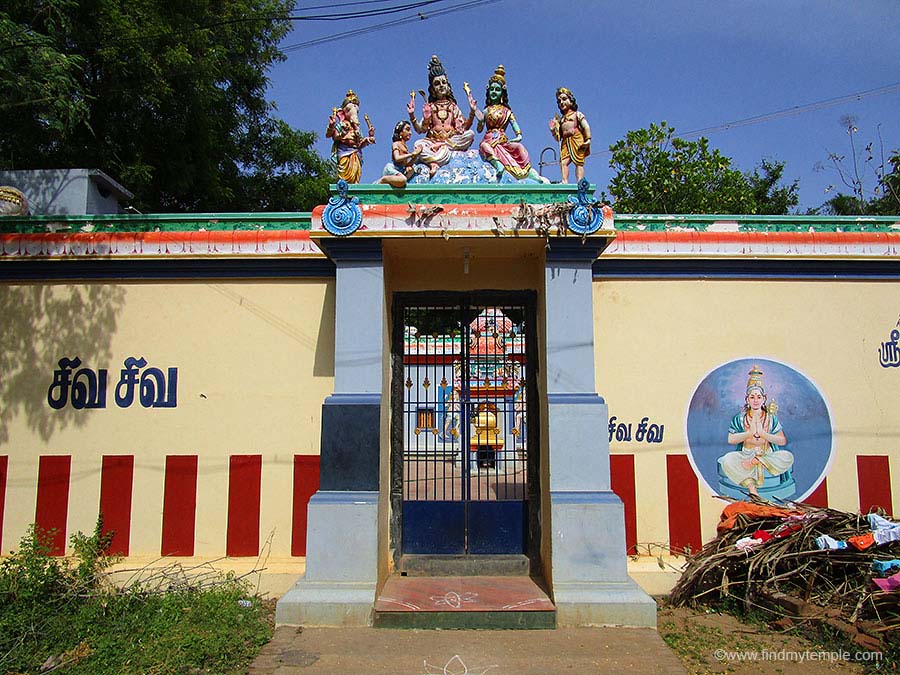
{"left": 322, "top": 179, "right": 363, "bottom": 236}
{"left": 566, "top": 178, "right": 603, "bottom": 236}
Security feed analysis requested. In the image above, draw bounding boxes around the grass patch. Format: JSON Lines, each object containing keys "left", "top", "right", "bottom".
{"left": 0, "top": 521, "right": 272, "bottom": 674}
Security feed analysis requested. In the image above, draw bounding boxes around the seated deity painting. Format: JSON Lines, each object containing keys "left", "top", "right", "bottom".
{"left": 686, "top": 358, "right": 833, "bottom": 502}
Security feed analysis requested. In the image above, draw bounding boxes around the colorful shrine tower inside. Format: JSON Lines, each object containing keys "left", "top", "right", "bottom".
{"left": 274, "top": 180, "right": 657, "bottom": 628}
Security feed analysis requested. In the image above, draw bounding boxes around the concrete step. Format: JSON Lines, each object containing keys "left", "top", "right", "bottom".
{"left": 397, "top": 554, "right": 529, "bottom": 577}
{"left": 374, "top": 575, "right": 556, "bottom": 629}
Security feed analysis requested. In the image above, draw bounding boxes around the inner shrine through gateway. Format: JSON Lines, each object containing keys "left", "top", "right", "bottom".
{"left": 274, "top": 179, "right": 656, "bottom": 628}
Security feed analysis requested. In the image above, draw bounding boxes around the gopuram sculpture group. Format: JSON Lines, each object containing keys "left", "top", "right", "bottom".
{"left": 327, "top": 55, "right": 592, "bottom": 187}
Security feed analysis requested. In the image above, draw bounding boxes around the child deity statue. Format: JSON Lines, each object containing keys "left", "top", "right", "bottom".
{"left": 377, "top": 121, "right": 421, "bottom": 188}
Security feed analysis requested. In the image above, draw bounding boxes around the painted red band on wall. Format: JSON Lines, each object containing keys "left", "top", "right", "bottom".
{"left": 99, "top": 455, "right": 134, "bottom": 556}
{"left": 161, "top": 455, "right": 198, "bottom": 556}
{"left": 610, "top": 454, "right": 637, "bottom": 556}
{"left": 291, "top": 455, "right": 321, "bottom": 557}
{"left": 36, "top": 455, "right": 71, "bottom": 556}
{"left": 227, "top": 455, "right": 262, "bottom": 557}
{"left": 857, "top": 456, "right": 893, "bottom": 517}
{"left": 0, "top": 456, "right": 7, "bottom": 552}
{"left": 666, "top": 455, "right": 702, "bottom": 555}
{"left": 803, "top": 479, "right": 829, "bottom": 508}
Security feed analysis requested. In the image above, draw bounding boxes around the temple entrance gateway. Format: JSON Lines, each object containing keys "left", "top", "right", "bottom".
{"left": 391, "top": 291, "right": 538, "bottom": 559}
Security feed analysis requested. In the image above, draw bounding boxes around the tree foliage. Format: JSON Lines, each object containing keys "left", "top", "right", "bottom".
{"left": 607, "top": 121, "right": 798, "bottom": 215}
{"left": 0, "top": 0, "right": 330, "bottom": 212}
{"left": 816, "top": 120, "right": 900, "bottom": 215}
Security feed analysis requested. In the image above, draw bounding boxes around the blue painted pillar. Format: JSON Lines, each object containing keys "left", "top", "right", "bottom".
{"left": 277, "top": 238, "right": 383, "bottom": 626}
{"left": 544, "top": 239, "right": 656, "bottom": 626}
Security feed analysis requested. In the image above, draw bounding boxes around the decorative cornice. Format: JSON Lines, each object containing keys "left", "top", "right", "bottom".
{"left": 1, "top": 207, "right": 898, "bottom": 263}
{"left": 602, "top": 230, "right": 900, "bottom": 259}
{"left": 610, "top": 214, "right": 900, "bottom": 233}
{"left": 0, "top": 229, "right": 321, "bottom": 260}
{"left": 0, "top": 212, "right": 313, "bottom": 234}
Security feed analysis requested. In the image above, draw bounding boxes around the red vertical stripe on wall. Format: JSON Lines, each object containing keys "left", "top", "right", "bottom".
{"left": 161, "top": 455, "right": 198, "bottom": 556}
{"left": 803, "top": 479, "right": 829, "bottom": 508}
{"left": 0, "top": 457, "right": 7, "bottom": 552}
{"left": 226, "top": 455, "right": 262, "bottom": 557}
{"left": 666, "top": 455, "right": 702, "bottom": 555}
{"left": 291, "top": 455, "right": 321, "bottom": 556}
{"left": 99, "top": 455, "right": 134, "bottom": 555}
{"left": 858, "top": 456, "right": 893, "bottom": 516}
{"left": 35, "top": 456, "right": 71, "bottom": 556}
{"left": 610, "top": 455, "right": 637, "bottom": 556}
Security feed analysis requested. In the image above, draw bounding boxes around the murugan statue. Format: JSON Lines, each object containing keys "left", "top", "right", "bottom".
{"left": 407, "top": 55, "right": 476, "bottom": 176}
{"left": 326, "top": 90, "right": 375, "bottom": 183}
{"left": 549, "top": 87, "right": 592, "bottom": 183}
{"left": 470, "top": 65, "right": 547, "bottom": 183}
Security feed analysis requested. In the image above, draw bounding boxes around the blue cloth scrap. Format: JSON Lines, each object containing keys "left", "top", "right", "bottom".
{"left": 872, "top": 559, "right": 900, "bottom": 575}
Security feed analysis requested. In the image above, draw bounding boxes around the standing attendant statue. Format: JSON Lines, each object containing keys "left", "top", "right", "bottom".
{"left": 407, "top": 55, "right": 476, "bottom": 176}
{"left": 326, "top": 90, "right": 375, "bottom": 183}
{"left": 469, "top": 65, "right": 547, "bottom": 183}
{"left": 549, "top": 87, "right": 591, "bottom": 183}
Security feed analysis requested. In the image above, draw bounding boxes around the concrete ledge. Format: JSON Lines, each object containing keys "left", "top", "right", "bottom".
{"left": 627, "top": 555, "right": 685, "bottom": 596}
{"left": 553, "top": 579, "right": 658, "bottom": 628}
{"left": 276, "top": 578, "right": 376, "bottom": 626}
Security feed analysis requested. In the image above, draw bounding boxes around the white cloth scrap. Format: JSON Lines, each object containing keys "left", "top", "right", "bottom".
{"left": 868, "top": 513, "right": 900, "bottom": 545}
{"left": 815, "top": 534, "right": 847, "bottom": 550}
{"left": 736, "top": 536, "right": 764, "bottom": 551}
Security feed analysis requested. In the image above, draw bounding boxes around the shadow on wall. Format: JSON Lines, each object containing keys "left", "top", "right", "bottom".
{"left": 1, "top": 171, "right": 81, "bottom": 215}
{"left": 315, "top": 280, "right": 335, "bottom": 378}
{"left": 0, "top": 283, "right": 126, "bottom": 444}
{"left": 203, "top": 280, "right": 335, "bottom": 380}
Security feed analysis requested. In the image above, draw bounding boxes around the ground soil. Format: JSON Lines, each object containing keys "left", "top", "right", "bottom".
{"left": 657, "top": 601, "right": 878, "bottom": 674}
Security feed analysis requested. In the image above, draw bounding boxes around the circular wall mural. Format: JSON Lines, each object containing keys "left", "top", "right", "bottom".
{"left": 685, "top": 358, "right": 833, "bottom": 502}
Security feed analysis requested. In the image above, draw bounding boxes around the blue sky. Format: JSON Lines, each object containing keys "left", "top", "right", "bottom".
{"left": 268, "top": 0, "right": 900, "bottom": 212}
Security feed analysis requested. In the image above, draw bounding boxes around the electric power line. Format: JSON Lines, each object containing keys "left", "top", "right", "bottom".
{"left": 590, "top": 82, "right": 900, "bottom": 156}
{"left": 680, "top": 82, "right": 900, "bottom": 138}
{"left": 0, "top": 0, "right": 454, "bottom": 54}
{"left": 281, "top": 0, "right": 502, "bottom": 51}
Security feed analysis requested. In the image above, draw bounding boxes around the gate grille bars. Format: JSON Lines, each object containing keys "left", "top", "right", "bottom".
{"left": 391, "top": 292, "right": 538, "bottom": 558}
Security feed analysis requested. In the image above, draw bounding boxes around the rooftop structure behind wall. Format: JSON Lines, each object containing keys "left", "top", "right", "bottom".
{"left": 0, "top": 169, "right": 133, "bottom": 216}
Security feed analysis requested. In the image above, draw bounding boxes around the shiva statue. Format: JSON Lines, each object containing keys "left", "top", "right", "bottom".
{"left": 407, "top": 55, "right": 476, "bottom": 176}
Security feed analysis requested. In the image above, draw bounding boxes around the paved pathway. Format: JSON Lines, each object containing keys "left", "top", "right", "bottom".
{"left": 250, "top": 625, "right": 687, "bottom": 674}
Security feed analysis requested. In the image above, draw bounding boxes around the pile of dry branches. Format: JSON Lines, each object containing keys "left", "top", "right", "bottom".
{"left": 669, "top": 499, "right": 900, "bottom": 641}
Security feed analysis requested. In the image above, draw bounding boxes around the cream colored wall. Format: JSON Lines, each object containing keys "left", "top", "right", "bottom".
{"left": 0, "top": 280, "right": 334, "bottom": 557}
{"left": 595, "top": 279, "right": 900, "bottom": 548}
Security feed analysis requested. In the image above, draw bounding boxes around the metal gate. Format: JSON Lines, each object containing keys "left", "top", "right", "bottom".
{"left": 391, "top": 292, "right": 537, "bottom": 555}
